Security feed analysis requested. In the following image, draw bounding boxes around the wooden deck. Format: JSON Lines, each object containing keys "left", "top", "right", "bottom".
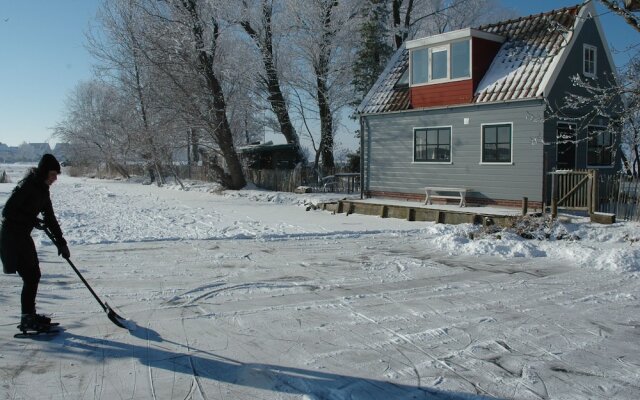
{"left": 318, "top": 198, "right": 523, "bottom": 227}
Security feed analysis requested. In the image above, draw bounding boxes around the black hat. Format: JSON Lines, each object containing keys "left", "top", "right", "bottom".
{"left": 37, "top": 154, "right": 61, "bottom": 177}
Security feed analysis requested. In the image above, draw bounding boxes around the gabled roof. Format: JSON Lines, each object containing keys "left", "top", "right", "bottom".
{"left": 29, "top": 143, "right": 52, "bottom": 153}
{"left": 358, "top": 2, "right": 607, "bottom": 115}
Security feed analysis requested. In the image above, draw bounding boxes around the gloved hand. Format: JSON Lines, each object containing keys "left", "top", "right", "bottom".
{"left": 58, "top": 245, "right": 71, "bottom": 259}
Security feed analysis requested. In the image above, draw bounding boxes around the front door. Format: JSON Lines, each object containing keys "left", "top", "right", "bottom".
{"left": 557, "top": 123, "right": 576, "bottom": 170}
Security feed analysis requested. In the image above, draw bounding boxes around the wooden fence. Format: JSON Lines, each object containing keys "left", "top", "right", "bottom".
{"left": 549, "top": 169, "right": 640, "bottom": 221}
{"left": 597, "top": 174, "right": 640, "bottom": 222}
{"left": 171, "top": 164, "right": 357, "bottom": 193}
{"left": 549, "top": 170, "right": 597, "bottom": 216}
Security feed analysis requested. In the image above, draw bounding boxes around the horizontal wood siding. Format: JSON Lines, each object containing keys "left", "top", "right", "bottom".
{"left": 363, "top": 101, "right": 546, "bottom": 203}
{"left": 546, "top": 16, "right": 622, "bottom": 173}
{"left": 472, "top": 37, "right": 502, "bottom": 91}
{"left": 410, "top": 80, "right": 473, "bottom": 108}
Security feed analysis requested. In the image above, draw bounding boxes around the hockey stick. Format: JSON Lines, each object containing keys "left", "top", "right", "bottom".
{"left": 35, "top": 219, "right": 128, "bottom": 329}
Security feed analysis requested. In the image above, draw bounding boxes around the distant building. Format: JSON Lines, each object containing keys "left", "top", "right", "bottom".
{"left": 52, "top": 143, "right": 72, "bottom": 162}
{"left": 0, "top": 143, "right": 10, "bottom": 163}
{"left": 29, "top": 143, "right": 52, "bottom": 158}
{"left": 239, "top": 142, "right": 302, "bottom": 170}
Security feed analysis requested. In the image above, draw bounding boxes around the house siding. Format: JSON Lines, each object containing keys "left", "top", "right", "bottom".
{"left": 363, "top": 100, "right": 546, "bottom": 204}
{"left": 545, "top": 16, "right": 621, "bottom": 173}
{"left": 410, "top": 80, "right": 474, "bottom": 108}
{"left": 471, "top": 37, "right": 502, "bottom": 91}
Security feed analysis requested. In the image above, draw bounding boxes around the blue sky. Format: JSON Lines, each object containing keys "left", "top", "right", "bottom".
{"left": 0, "top": 0, "right": 638, "bottom": 148}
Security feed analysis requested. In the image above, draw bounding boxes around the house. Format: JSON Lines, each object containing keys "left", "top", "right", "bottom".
{"left": 0, "top": 143, "right": 10, "bottom": 162}
{"left": 28, "top": 143, "right": 52, "bottom": 158}
{"left": 239, "top": 142, "right": 302, "bottom": 170}
{"left": 357, "top": 2, "right": 622, "bottom": 209}
{"left": 52, "top": 143, "right": 73, "bottom": 163}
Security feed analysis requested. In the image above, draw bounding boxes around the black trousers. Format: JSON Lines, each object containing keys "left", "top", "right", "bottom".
{"left": 1, "top": 225, "right": 41, "bottom": 315}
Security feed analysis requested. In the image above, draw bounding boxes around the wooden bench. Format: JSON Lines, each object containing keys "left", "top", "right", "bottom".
{"left": 424, "top": 187, "right": 469, "bottom": 207}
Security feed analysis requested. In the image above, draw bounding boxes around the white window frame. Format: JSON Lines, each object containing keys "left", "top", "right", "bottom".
{"left": 429, "top": 45, "right": 449, "bottom": 82}
{"left": 410, "top": 47, "right": 429, "bottom": 86}
{"left": 479, "top": 122, "right": 514, "bottom": 165}
{"left": 583, "top": 44, "right": 597, "bottom": 78}
{"left": 586, "top": 124, "right": 614, "bottom": 168}
{"left": 413, "top": 126, "right": 454, "bottom": 164}
{"left": 409, "top": 39, "right": 472, "bottom": 87}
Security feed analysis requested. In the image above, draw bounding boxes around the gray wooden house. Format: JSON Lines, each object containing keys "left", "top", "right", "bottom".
{"left": 357, "top": 2, "right": 621, "bottom": 209}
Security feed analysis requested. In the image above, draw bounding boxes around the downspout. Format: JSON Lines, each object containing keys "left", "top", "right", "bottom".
{"left": 360, "top": 115, "right": 365, "bottom": 200}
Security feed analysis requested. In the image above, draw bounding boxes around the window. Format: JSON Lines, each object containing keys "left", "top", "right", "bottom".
{"left": 587, "top": 126, "right": 613, "bottom": 166}
{"left": 411, "top": 48, "right": 429, "bottom": 85}
{"left": 451, "top": 40, "right": 470, "bottom": 79}
{"left": 482, "top": 124, "right": 512, "bottom": 163}
{"left": 409, "top": 39, "right": 470, "bottom": 85}
{"left": 395, "top": 69, "right": 409, "bottom": 87}
{"left": 431, "top": 46, "right": 448, "bottom": 80}
{"left": 415, "top": 127, "right": 451, "bottom": 162}
{"left": 583, "top": 44, "right": 597, "bottom": 77}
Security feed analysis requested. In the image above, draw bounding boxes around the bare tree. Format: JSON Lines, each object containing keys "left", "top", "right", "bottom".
{"left": 391, "top": 0, "right": 512, "bottom": 49}
{"left": 53, "top": 80, "right": 134, "bottom": 178}
{"left": 88, "top": 0, "right": 170, "bottom": 185}
{"left": 237, "top": 0, "right": 305, "bottom": 161}
{"left": 288, "top": 0, "right": 360, "bottom": 175}
{"left": 598, "top": 0, "right": 640, "bottom": 33}
{"left": 121, "top": 0, "right": 247, "bottom": 189}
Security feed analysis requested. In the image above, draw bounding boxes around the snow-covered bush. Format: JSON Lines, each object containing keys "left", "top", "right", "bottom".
{"left": 473, "top": 214, "right": 581, "bottom": 241}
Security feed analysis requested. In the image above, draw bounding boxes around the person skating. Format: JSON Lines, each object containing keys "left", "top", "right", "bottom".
{"left": 0, "top": 154, "right": 70, "bottom": 332}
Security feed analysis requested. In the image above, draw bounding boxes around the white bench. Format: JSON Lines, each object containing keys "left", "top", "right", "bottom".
{"left": 424, "top": 187, "right": 469, "bottom": 207}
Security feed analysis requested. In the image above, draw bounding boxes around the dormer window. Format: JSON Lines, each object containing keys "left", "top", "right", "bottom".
{"left": 395, "top": 69, "right": 409, "bottom": 88}
{"left": 411, "top": 48, "right": 429, "bottom": 85}
{"left": 431, "top": 46, "right": 449, "bottom": 80}
{"left": 451, "top": 40, "right": 470, "bottom": 78}
{"left": 410, "top": 40, "right": 470, "bottom": 85}
{"left": 407, "top": 28, "right": 502, "bottom": 87}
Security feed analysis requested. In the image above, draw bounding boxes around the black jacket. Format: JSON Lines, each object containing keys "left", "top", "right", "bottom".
{"left": 1, "top": 169, "right": 66, "bottom": 273}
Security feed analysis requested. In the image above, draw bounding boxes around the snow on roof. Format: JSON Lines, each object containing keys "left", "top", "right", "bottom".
{"left": 358, "top": 3, "right": 584, "bottom": 114}
{"left": 356, "top": 44, "right": 410, "bottom": 115}
{"left": 474, "top": 4, "right": 580, "bottom": 102}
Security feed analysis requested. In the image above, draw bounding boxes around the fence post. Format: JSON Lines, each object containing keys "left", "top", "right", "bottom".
{"left": 592, "top": 169, "right": 599, "bottom": 214}
{"left": 587, "top": 171, "right": 593, "bottom": 215}
{"left": 521, "top": 197, "right": 528, "bottom": 216}
{"left": 551, "top": 173, "right": 558, "bottom": 218}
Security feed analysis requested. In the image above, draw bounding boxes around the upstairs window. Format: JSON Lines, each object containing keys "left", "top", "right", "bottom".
{"left": 410, "top": 39, "right": 470, "bottom": 85}
{"left": 451, "top": 40, "right": 470, "bottom": 79}
{"left": 411, "top": 48, "right": 429, "bottom": 85}
{"left": 431, "top": 46, "right": 448, "bottom": 80}
{"left": 395, "top": 69, "right": 409, "bottom": 88}
{"left": 587, "top": 126, "right": 613, "bottom": 166}
{"left": 583, "top": 44, "right": 597, "bottom": 78}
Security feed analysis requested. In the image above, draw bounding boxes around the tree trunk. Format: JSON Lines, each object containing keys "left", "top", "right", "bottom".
{"left": 184, "top": 0, "right": 246, "bottom": 189}
{"left": 130, "top": 30, "right": 164, "bottom": 186}
{"left": 316, "top": 71, "right": 334, "bottom": 174}
{"left": 315, "top": 0, "right": 337, "bottom": 175}
{"left": 241, "top": 0, "right": 305, "bottom": 162}
{"left": 392, "top": 0, "right": 414, "bottom": 49}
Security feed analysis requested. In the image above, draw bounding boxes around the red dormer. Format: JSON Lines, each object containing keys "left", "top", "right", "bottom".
{"left": 407, "top": 28, "right": 504, "bottom": 108}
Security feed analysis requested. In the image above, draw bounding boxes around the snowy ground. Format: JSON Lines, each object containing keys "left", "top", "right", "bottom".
{"left": 0, "top": 164, "right": 639, "bottom": 400}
